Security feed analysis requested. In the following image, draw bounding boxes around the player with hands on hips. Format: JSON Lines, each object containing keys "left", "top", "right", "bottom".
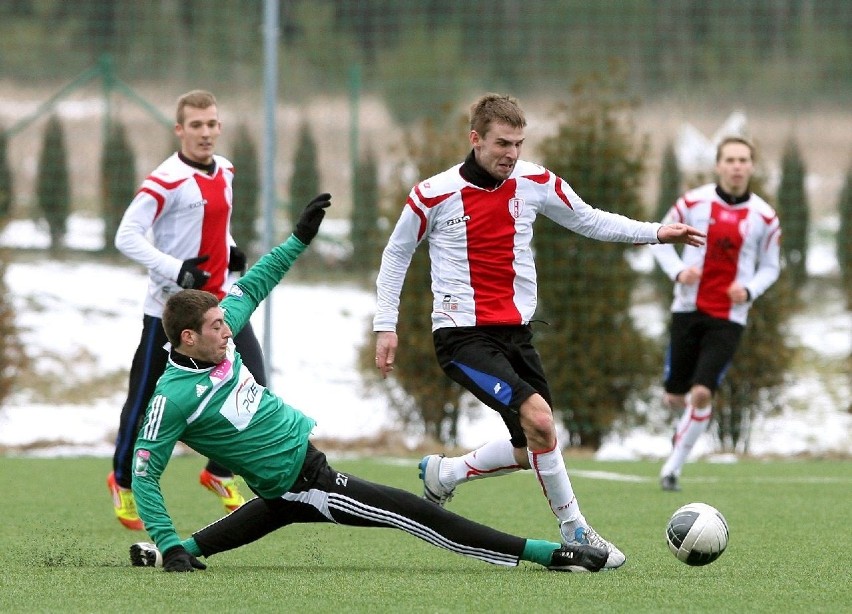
{"left": 128, "top": 192, "right": 608, "bottom": 575}
{"left": 373, "top": 93, "right": 705, "bottom": 570}
{"left": 651, "top": 136, "right": 781, "bottom": 492}
{"left": 108, "top": 90, "right": 268, "bottom": 530}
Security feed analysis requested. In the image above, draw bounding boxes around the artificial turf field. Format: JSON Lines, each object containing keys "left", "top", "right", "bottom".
{"left": 0, "top": 454, "right": 848, "bottom": 613}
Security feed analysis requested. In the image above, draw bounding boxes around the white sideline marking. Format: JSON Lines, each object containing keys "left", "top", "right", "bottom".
{"left": 570, "top": 470, "right": 649, "bottom": 483}
{"left": 369, "top": 459, "right": 852, "bottom": 485}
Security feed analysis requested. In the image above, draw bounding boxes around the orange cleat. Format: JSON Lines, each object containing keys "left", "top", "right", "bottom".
{"left": 199, "top": 469, "right": 245, "bottom": 512}
{"left": 107, "top": 471, "right": 144, "bottom": 531}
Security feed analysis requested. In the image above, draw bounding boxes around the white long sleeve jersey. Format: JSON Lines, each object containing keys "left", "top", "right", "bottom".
{"left": 650, "top": 183, "right": 782, "bottom": 325}
{"left": 374, "top": 159, "right": 662, "bottom": 331}
{"left": 115, "top": 153, "right": 235, "bottom": 317}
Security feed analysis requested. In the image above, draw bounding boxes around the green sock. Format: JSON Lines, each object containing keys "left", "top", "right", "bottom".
{"left": 180, "top": 537, "right": 203, "bottom": 558}
{"left": 521, "top": 539, "right": 561, "bottom": 567}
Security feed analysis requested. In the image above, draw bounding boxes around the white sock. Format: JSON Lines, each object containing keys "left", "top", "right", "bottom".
{"left": 528, "top": 442, "right": 582, "bottom": 523}
{"left": 661, "top": 403, "right": 713, "bottom": 477}
{"left": 442, "top": 439, "right": 522, "bottom": 488}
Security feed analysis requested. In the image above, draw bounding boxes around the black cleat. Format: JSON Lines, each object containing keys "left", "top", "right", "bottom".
{"left": 660, "top": 474, "right": 681, "bottom": 492}
{"left": 547, "top": 543, "right": 609, "bottom": 572}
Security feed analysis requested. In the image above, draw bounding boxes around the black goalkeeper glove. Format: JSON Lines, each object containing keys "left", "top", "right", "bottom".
{"left": 293, "top": 193, "right": 332, "bottom": 245}
{"left": 162, "top": 545, "right": 207, "bottom": 572}
{"left": 177, "top": 255, "right": 211, "bottom": 289}
{"left": 228, "top": 245, "right": 247, "bottom": 274}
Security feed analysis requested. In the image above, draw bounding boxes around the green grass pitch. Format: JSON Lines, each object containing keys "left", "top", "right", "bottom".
{"left": 1, "top": 454, "right": 849, "bottom": 613}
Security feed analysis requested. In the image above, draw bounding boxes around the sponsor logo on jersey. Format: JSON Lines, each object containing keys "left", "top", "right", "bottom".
{"left": 210, "top": 358, "right": 232, "bottom": 384}
{"left": 134, "top": 449, "right": 150, "bottom": 476}
{"left": 446, "top": 214, "right": 471, "bottom": 227}
{"left": 442, "top": 294, "right": 459, "bottom": 311}
{"left": 228, "top": 285, "right": 244, "bottom": 297}
{"left": 188, "top": 198, "right": 208, "bottom": 209}
{"left": 509, "top": 197, "right": 524, "bottom": 218}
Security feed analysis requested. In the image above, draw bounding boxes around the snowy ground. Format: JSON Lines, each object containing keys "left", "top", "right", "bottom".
{"left": 0, "top": 216, "right": 849, "bottom": 460}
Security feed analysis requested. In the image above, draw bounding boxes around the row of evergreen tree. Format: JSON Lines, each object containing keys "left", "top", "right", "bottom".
{"left": 1, "top": 79, "right": 851, "bottom": 448}
{"left": 0, "top": 115, "right": 384, "bottom": 270}
{"left": 3, "top": 110, "right": 847, "bottom": 292}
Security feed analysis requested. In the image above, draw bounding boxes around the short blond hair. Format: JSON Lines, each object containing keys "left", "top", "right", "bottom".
{"left": 469, "top": 93, "right": 526, "bottom": 137}
{"left": 176, "top": 90, "right": 217, "bottom": 125}
{"left": 716, "top": 136, "right": 755, "bottom": 162}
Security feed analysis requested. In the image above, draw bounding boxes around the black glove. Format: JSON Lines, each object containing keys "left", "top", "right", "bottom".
{"left": 162, "top": 545, "right": 207, "bottom": 572}
{"left": 293, "top": 193, "right": 332, "bottom": 245}
{"left": 228, "top": 245, "right": 247, "bottom": 274}
{"left": 177, "top": 255, "right": 211, "bottom": 289}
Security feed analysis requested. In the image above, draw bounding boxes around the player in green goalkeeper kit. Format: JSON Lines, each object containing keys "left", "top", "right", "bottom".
{"left": 129, "top": 193, "right": 608, "bottom": 573}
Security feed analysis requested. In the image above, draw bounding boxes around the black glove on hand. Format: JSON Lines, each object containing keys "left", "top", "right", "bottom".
{"left": 228, "top": 245, "right": 247, "bottom": 274}
{"left": 293, "top": 192, "right": 332, "bottom": 245}
{"left": 162, "top": 545, "right": 207, "bottom": 573}
{"left": 177, "top": 255, "right": 211, "bottom": 289}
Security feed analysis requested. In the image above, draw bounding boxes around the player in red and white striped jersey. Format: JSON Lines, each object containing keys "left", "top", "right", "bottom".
{"left": 652, "top": 136, "right": 781, "bottom": 491}
{"left": 108, "top": 90, "right": 265, "bottom": 529}
{"left": 373, "top": 93, "right": 704, "bottom": 569}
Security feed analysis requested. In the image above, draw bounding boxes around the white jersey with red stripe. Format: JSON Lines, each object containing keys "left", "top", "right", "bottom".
{"left": 651, "top": 183, "right": 782, "bottom": 325}
{"left": 115, "top": 152, "right": 235, "bottom": 317}
{"left": 374, "top": 159, "right": 662, "bottom": 331}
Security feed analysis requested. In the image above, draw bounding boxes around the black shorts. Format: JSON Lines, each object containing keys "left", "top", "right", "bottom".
{"left": 664, "top": 311, "right": 744, "bottom": 395}
{"left": 433, "top": 325, "right": 551, "bottom": 448}
{"left": 192, "top": 442, "right": 526, "bottom": 566}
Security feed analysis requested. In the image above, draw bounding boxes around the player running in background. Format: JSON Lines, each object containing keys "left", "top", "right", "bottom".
{"left": 108, "top": 90, "right": 264, "bottom": 529}
{"left": 373, "top": 93, "right": 705, "bottom": 570}
{"left": 128, "top": 193, "right": 607, "bottom": 574}
{"left": 651, "top": 136, "right": 781, "bottom": 491}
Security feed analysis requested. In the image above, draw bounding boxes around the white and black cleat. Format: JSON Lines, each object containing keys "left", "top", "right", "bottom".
{"left": 547, "top": 543, "right": 609, "bottom": 572}
{"left": 130, "top": 542, "right": 162, "bottom": 567}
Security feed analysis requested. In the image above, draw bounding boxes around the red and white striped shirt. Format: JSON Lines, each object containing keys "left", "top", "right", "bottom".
{"left": 374, "top": 159, "right": 661, "bottom": 331}
{"left": 651, "top": 183, "right": 782, "bottom": 325}
{"left": 115, "top": 153, "right": 235, "bottom": 317}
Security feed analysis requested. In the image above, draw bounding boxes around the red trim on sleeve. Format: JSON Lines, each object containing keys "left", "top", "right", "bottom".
{"left": 405, "top": 196, "right": 429, "bottom": 241}
{"left": 138, "top": 187, "right": 166, "bottom": 219}
{"left": 554, "top": 176, "right": 573, "bottom": 209}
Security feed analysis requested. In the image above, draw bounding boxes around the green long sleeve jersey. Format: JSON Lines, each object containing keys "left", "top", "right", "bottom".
{"left": 132, "top": 235, "right": 317, "bottom": 554}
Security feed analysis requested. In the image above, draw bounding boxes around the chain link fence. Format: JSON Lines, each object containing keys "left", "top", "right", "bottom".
{"left": 1, "top": 1, "right": 849, "bottom": 451}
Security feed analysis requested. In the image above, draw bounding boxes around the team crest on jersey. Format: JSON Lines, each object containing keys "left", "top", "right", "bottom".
{"left": 508, "top": 197, "right": 524, "bottom": 218}
{"left": 134, "top": 449, "right": 150, "bottom": 476}
{"left": 442, "top": 294, "right": 459, "bottom": 311}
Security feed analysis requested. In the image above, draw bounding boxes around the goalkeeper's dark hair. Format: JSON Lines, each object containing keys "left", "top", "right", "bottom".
{"left": 469, "top": 93, "right": 526, "bottom": 138}
{"left": 176, "top": 90, "right": 218, "bottom": 125}
{"left": 162, "top": 289, "right": 220, "bottom": 347}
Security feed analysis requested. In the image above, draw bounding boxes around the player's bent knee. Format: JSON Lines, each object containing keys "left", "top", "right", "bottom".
{"left": 690, "top": 385, "right": 712, "bottom": 408}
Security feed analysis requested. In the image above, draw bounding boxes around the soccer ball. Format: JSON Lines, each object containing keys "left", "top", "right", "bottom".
{"left": 665, "top": 502, "right": 729, "bottom": 566}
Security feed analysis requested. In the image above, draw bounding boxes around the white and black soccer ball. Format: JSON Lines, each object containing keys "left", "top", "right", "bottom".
{"left": 665, "top": 502, "right": 729, "bottom": 566}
